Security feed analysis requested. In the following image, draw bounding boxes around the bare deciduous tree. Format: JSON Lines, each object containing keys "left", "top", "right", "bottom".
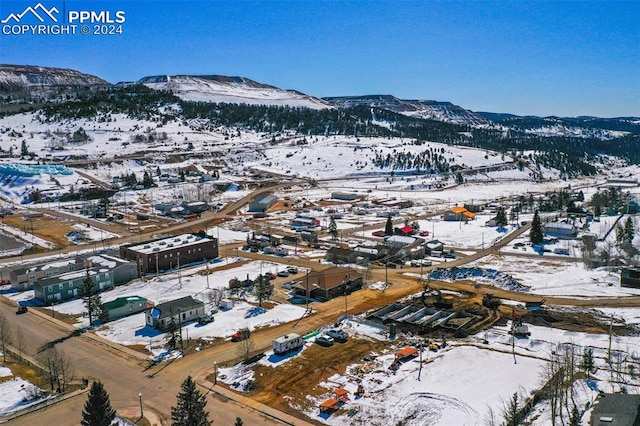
{"left": 236, "top": 336, "right": 255, "bottom": 363}
{"left": 207, "top": 288, "right": 224, "bottom": 308}
{"left": 38, "top": 348, "right": 75, "bottom": 392}
{"left": 15, "top": 327, "right": 25, "bottom": 362}
{"left": 0, "top": 313, "right": 12, "bottom": 362}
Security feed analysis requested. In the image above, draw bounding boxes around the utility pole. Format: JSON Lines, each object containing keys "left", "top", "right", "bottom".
{"left": 178, "top": 308, "right": 184, "bottom": 351}
{"left": 205, "top": 258, "right": 209, "bottom": 289}
{"left": 343, "top": 275, "right": 350, "bottom": 321}
{"left": 418, "top": 342, "right": 423, "bottom": 381}
{"left": 305, "top": 271, "right": 310, "bottom": 312}
{"left": 177, "top": 253, "right": 182, "bottom": 289}
{"left": 608, "top": 314, "right": 613, "bottom": 364}
{"left": 385, "top": 263, "right": 389, "bottom": 290}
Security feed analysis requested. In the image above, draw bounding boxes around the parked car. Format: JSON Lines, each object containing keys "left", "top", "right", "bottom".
{"left": 372, "top": 231, "right": 386, "bottom": 237}
{"left": 282, "top": 281, "right": 296, "bottom": 290}
{"left": 15, "top": 306, "right": 27, "bottom": 315}
{"left": 325, "top": 329, "right": 348, "bottom": 342}
{"left": 443, "top": 252, "right": 456, "bottom": 259}
{"left": 277, "top": 270, "right": 290, "bottom": 277}
{"left": 197, "top": 315, "right": 214, "bottom": 325}
{"left": 287, "top": 266, "right": 299, "bottom": 274}
{"left": 410, "top": 260, "right": 432, "bottom": 267}
{"left": 419, "top": 231, "right": 430, "bottom": 237}
{"left": 266, "top": 272, "right": 277, "bottom": 280}
{"left": 315, "top": 335, "right": 335, "bottom": 347}
{"left": 231, "top": 328, "right": 251, "bottom": 342}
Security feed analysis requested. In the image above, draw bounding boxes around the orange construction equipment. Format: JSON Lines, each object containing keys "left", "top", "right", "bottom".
{"left": 395, "top": 347, "right": 419, "bottom": 360}
{"left": 320, "top": 398, "right": 340, "bottom": 412}
{"left": 334, "top": 388, "right": 349, "bottom": 402}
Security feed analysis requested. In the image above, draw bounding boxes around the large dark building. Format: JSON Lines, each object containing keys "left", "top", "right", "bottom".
{"left": 621, "top": 267, "right": 640, "bottom": 289}
{"left": 119, "top": 233, "right": 218, "bottom": 274}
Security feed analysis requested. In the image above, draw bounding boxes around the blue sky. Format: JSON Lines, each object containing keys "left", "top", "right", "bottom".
{"left": 1, "top": 0, "right": 638, "bottom": 117}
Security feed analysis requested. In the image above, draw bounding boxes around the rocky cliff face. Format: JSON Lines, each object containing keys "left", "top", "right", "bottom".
{"left": 0, "top": 64, "right": 110, "bottom": 101}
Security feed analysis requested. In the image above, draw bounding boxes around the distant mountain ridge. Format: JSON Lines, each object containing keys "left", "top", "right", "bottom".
{"left": 475, "top": 112, "right": 640, "bottom": 136}
{"left": 324, "top": 94, "right": 489, "bottom": 126}
{"left": 0, "top": 64, "right": 638, "bottom": 134}
{"left": 136, "top": 74, "right": 332, "bottom": 110}
{"left": 0, "top": 64, "right": 109, "bottom": 100}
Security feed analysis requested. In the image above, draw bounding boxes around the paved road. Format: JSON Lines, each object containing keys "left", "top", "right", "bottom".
{"left": 1, "top": 300, "right": 282, "bottom": 426}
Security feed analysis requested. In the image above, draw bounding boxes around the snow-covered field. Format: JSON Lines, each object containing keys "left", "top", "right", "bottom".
{"left": 472, "top": 255, "right": 640, "bottom": 298}
{"left": 218, "top": 317, "right": 640, "bottom": 426}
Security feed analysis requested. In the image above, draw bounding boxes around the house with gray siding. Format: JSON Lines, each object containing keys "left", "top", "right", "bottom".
{"left": 7, "top": 254, "right": 136, "bottom": 292}
{"left": 145, "top": 296, "right": 205, "bottom": 330}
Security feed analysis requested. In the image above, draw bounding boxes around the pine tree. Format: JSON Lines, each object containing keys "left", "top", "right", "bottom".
{"left": 594, "top": 204, "right": 602, "bottom": 217}
{"left": 171, "top": 376, "right": 211, "bottom": 426}
{"left": 616, "top": 224, "right": 626, "bottom": 246}
{"left": 328, "top": 216, "right": 338, "bottom": 241}
{"left": 235, "top": 417, "right": 244, "bottom": 426}
{"left": 81, "top": 381, "right": 116, "bottom": 426}
{"left": 623, "top": 217, "right": 635, "bottom": 244}
{"left": 568, "top": 404, "right": 582, "bottom": 426}
{"left": 581, "top": 346, "right": 594, "bottom": 379}
{"left": 503, "top": 392, "right": 520, "bottom": 426}
{"left": 81, "top": 269, "right": 97, "bottom": 326}
{"left": 385, "top": 215, "right": 393, "bottom": 236}
{"left": 495, "top": 207, "right": 508, "bottom": 227}
{"left": 142, "top": 171, "right": 154, "bottom": 188}
{"left": 255, "top": 275, "right": 273, "bottom": 308}
{"left": 455, "top": 172, "right": 464, "bottom": 185}
{"left": 165, "top": 316, "right": 180, "bottom": 350}
{"left": 20, "top": 140, "right": 29, "bottom": 157}
{"left": 529, "top": 211, "right": 544, "bottom": 244}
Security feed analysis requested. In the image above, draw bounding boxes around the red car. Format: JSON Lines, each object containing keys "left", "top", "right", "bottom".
{"left": 231, "top": 328, "right": 251, "bottom": 342}
{"left": 419, "top": 231, "right": 430, "bottom": 237}
{"left": 372, "top": 231, "right": 386, "bottom": 237}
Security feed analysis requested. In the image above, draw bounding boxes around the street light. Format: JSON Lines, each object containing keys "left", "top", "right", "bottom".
{"left": 305, "top": 271, "right": 310, "bottom": 312}
{"left": 138, "top": 392, "right": 143, "bottom": 418}
{"left": 213, "top": 362, "right": 218, "bottom": 385}
{"left": 343, "top": 274, "right": 350, "bottom": 321}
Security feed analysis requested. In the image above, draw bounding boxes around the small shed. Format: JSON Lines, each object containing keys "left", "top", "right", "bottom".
{"left": 103, "top": 296, "right": 151, "bottom": 321}
{"left": 395, "top": 347, "right": 419, "bottom": 361}
{"left": 334, "top": 389, "right": 349, "bottom": 402}
{"left": 219, "top": 299, "right": 234, "bottom": 310}
{"left": 319, "top": 398, "right": 340, "bottom": 413}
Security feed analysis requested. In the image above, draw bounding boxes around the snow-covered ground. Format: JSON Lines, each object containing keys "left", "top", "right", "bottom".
{"left": 472, "top": 255, "right": 640, "bottom": 298}
{"left": 66, "top": 223, "right": 120, "bottom": 244}
{"left": 8, "top": 259, "right": 307, "bottom": 357}
{"left": 216, "top": 317, "right": 640, "bottom": 426}
{"left": 0, "top": 377, "right": 49, "bottom": 416}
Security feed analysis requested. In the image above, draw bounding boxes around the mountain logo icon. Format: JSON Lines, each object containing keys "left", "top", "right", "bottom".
{"left": 1, "top": 3, "right": 59, "bottom": 24}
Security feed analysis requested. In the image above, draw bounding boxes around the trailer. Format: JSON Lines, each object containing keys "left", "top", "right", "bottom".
{"left": 273, "top": 333, "right": 305, "bottom": 355}
{"left": 525, "top": 299, "right": 546, "bottom": 311}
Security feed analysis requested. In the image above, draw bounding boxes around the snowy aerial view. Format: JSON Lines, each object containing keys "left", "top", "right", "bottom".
{"left": 0, "top": 1, "right": 638, "bottom": 426}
